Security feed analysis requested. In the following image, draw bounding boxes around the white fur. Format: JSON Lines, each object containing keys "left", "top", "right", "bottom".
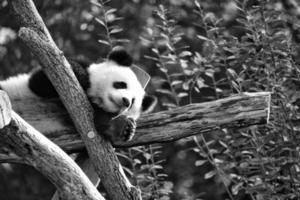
{"left": 0, "top": 61, "right": 146, "bottom": 119}
{"left": 87, "top": 61, "right": 145, "bottom": 120}
{"left": 0, "top": 74, "right": 39, "bottom": 99}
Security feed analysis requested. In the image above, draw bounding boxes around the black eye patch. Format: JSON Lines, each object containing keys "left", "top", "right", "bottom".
{"left": 113, "top": 81, "right": 127, "bottom": 89}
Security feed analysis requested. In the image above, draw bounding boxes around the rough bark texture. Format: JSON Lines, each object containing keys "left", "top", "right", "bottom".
{"left": 7, "top": 92, "right": 271, "bottom": 152}
{"left": 0, "top": 92, "right": 104, "bottom": 200}
{"left": 0, "top": 91, "right": 12, "bottom": 129}
{"left": 51, "top": 152, "right": 101, "bottom": 200}
{"left": 10, "top": 0, "right": 141, "bottom": 199}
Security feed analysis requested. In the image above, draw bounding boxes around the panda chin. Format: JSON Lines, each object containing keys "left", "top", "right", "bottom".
{"left": 108, "top": 95, "right": 126, "bottom": 114}
{"left": 92, "top": 103, "right": 119, "bottom": 118}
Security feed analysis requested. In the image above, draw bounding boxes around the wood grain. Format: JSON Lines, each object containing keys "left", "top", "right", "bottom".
{"left": 9, "top": 92, "right": 271, "bottom": 151}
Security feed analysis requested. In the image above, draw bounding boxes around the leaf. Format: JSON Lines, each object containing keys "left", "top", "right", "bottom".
{"left": 179, "top": 51, "right": 192, "bottom": 57}
{"left": 218, "top": 140, "right": 228, "bottom": 148}
{"left": 178, "top": 92, "right": 188, "bottom": 98}
{"left": 216, "top": 88, "right": 223, "bottom": 93}
{"left": 133, "top": 159, "right": 141, "bottom": 164}
{"left": 207, "top": 27, "right": 220, "bottom": 35}
{"left": 205, "top": 68, "right": 215, "bottom": 77}
{"left": 102, "top": 0, "right": 111, "bottom": 4}
{"left": 184, "top": 69, "right": 193, "bottom": 76}
{"left": 213, "top": 158, "right": 223, "bottom": 164}
{"left": 90, "top": 0, "right": 103, "bottom": 7}
{"left": 105, "top": 8, "right": 117, "bottom": 15}
{"left": 196, "top": 79, "right": 207, "bottom": 88}
{"left": 182, "top": 82, "right": 189, "bottom": 90}
{"left": 227, "top": 68, "right": 238, "bottom": 79}
{"left": 98, "top": 39, "right": 110, "bottom": 46}
{"left": 194, "top": 0, "right": 201, "bottom": 9}
{"left": 180, "top": 59, "right": 188, "bottom": 68}
{"left": 195, "top": 160, "right": 207, "bottom": 166}
{"left": 113, "top": 39, "right": 130, "bottom": 43}
{"left": 171, "top": 80, "right": 183, "bottom": 86}
{"left": 232, "top": 182, "right": 243, "bottom": 195}
{"left": 156, "top": 89, "right": 173, "bottom": 95}
{"left": 152, "top": 48, "right": 159, "bottom": 55}
{"left": 173, "top": 36, "right": 182, "bottom": 44}
{"left": 159, "top": 67, "right": 168, "bottom": 73}
{"left": 169, "top": 73, "right": 184, "bottom": 78}
{"left": 197, "top": 35, "right": 210, "bottom": 41}
{"left": 109, "top": 28, "right": 123, "bottom": 34}
{"left": 143, "top": 152, "right": 151, "bottom": 160}
{"left": 144, "top": 55, "right": 159, "bottom": 61}
{"left": 151, "top": 165, "right": 163, "bottom": 169}
{"left": 233, "top": 3, "right": 244, "bottom": 12}
{"left": 204, "top": 170, "right": 216, "bottom": 179}
{"left": 165, "top": 60, "right": 177, "bottom": 65}
{"left": 95, "top": 18, "right": 106, "bottom": 27}
{"left": 166, "top": 43, "right": 174, "bottom": 52}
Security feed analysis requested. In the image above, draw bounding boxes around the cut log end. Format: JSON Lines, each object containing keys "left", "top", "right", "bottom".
{"left": 0, "top": 91, "right": 12, "bottom": 129}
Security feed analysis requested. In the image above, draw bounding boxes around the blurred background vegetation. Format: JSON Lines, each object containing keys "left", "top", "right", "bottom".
{"left": 1, "top": 0, "right": 300, "bottom": 199}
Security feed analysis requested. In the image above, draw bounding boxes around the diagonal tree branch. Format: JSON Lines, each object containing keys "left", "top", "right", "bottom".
{"left": 10, "top": 0, "right": 141, "bottom": 199}
{"left": 0, "top": 91, "right": 104, "bottom": 200}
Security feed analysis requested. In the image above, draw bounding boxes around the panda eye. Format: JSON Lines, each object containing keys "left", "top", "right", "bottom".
{"left": 113, "top": 81, "right": 127, "bottom": 89}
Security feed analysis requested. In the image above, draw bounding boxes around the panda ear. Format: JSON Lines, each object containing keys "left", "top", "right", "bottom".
{"left": 108, "top": 46, "right": 133, "bottom": 66}
{"left": 141, "top": 95, "right": 157, "bottom": 114}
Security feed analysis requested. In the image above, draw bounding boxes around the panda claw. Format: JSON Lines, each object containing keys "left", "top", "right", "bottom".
{"left": 121, "top": 117, "right": 136, "bottom": 141}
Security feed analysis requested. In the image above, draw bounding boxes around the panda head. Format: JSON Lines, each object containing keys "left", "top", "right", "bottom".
{"left": 87, "top": 47, "right": 155, "bottom": 120}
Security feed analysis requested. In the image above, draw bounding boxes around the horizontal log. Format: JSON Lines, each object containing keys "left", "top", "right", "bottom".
{"left": 10, "top": 92, "right": 271, "bottom": 152}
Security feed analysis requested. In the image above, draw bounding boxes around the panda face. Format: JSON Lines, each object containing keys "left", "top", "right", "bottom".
{"left": 87, "top": 61, "right": 145, "bottom": 120}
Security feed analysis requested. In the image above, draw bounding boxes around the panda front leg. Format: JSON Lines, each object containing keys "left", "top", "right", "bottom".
{"left": 93, "top": 109, "right": 137, "bottom": 142}
{"left": 121, "top": 116, "right": 136, "bottom": 141}
{"left": 104, "top": 115, "right": 137, "bottom": 142}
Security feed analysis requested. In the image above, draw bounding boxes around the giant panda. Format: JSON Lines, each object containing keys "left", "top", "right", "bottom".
{"left": 0, "top": 47, "right": 156, "bottom": 142}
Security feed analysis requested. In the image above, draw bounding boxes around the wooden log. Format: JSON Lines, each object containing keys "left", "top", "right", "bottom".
{"left": 8, "top": 92, "right": 271, "bottom": 151}
{"left": 0, "top": 92, "right": 104, "bottom": 200}
{"left": 0, "top": 91, "right": 12, "bottom": 129}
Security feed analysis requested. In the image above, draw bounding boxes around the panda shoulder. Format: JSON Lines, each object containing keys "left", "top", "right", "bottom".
{"left": 67, "top": 58, "right": 91, "bottom": 90}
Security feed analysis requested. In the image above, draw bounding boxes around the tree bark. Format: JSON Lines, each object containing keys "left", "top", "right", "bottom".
{"left": 0, "top": 91, "right": 104, "bottom": 200}
{"left": 5, "top": 92, "right": 271, "bottom": 153}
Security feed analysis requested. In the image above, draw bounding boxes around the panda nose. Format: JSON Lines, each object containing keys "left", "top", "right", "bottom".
{"left": 122, "top": 97, "right": 130, "bottom": 107}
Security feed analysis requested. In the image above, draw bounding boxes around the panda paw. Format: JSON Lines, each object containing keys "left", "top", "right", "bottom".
{"left": 99, "top": 115, "right": 137, "bottom": 142}
{"left": 121, "top": 117, "right": 136, "bottom": 141}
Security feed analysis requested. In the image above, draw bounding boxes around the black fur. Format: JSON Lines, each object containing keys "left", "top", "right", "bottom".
{"left": 108, "top": 46, "right": 133, "bottom": 66}
{"left": 142, "top": 95, "right": 157, "bottom": 113}
{"left": 68, "top": 59, "right": 90, "bottom": 91}
{"left": 28, "top": 59, "right": 90, "bottom": 98}
{"left": 28, "top": 68, "right": 58, "bottom": 98}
